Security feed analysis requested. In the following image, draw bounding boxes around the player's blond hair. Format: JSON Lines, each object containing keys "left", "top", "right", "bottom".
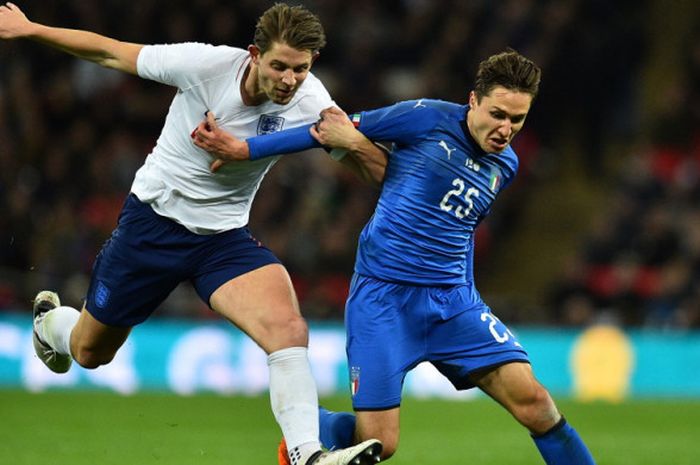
{"left": 254, "top": 3, "right": 326, "bottom": 54}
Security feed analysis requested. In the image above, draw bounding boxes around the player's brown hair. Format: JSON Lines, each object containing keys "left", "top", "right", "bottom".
{"left": 254, "top": 3, "right": 326, "bottom": 54}
{"left": 474, "top": 49, "right": 541, "bottom": 101}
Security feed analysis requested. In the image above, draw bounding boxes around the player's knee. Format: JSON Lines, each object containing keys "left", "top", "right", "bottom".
{"left": 72, "top": 344, "right": 116, "bottom": 369}
{"left": 261, "top": 313, "right": 309, "bottom": 352}
{"left": 285, "top": 314, "right": 308, "bottom": 341}
{"left": 513, "top": 385, "right": 559, "bottom": 433}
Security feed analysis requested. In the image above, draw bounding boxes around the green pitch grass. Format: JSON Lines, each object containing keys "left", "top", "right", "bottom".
{"left": 2, "top": 390, "right": 699, "bottom": 464}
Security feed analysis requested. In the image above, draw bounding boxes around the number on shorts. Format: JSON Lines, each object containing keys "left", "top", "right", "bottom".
{"left": 480, "top": 312, "right": 521, "bottom": 347}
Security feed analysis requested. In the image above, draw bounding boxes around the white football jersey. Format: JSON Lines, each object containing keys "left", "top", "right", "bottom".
{"left": 132, "top": 43, "right": 335, "bottom": 234}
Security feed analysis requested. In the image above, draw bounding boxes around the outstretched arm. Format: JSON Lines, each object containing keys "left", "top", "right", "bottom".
{"left": 0, "top": 2, "right": 142, "bottom": 74}
{"left": 194, "top": 108, "right": 388, "bottom": 185}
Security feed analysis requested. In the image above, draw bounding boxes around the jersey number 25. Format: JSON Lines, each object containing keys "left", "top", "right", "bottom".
{"left": 439, "top": 178, "right": 479, "bottom": 219}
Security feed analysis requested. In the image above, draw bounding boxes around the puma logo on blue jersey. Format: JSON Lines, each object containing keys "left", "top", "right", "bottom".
{"left": 439, "top": 140, "right": 456, "bottom": 160}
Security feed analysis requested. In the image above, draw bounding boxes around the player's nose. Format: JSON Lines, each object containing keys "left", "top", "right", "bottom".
{"left": 281, "top": 70, "right": 296, "bottom": 86}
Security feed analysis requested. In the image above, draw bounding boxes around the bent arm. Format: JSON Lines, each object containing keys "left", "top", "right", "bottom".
{"left": 338, "top": 141, "right": 389, "bottom": 187}
{"left": 312, "top": 108, "right": 388, "bottom": 186}
{"left": 0, "top": 3, "right": 142, "bottom": 74}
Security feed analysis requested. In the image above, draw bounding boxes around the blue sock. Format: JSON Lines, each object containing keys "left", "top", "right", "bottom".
{"left": 318, "top": 406, "right": 356, "bottom": 450}
{"left": 532, "top": 418, "right": 595, "bottom": 464}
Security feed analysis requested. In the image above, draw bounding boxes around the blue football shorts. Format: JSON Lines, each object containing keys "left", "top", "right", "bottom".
{"left": 84, "top": 194, "right": 281, "bottom": 327}
{"left": 345, "top": 274, "right": 530, "bottom": 410}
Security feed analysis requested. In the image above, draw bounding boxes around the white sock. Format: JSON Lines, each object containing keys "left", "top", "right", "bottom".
{"left": 36, "top": 306, "right": 80, "bottom": 356}
{"left": 268, "top": 347, "right": 321, "bottom": 464}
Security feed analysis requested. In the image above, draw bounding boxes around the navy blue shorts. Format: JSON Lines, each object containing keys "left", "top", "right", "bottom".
{"left": 85, "top": 194, "right": 281, "bottom": 327}
{"left": 345, "top": 274, "right": 530, "bottom": 410}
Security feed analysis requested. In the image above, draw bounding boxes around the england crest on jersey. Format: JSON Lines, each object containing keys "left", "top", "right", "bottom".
{"left": 257, "top": 114, "right": 285, "bottom": 135}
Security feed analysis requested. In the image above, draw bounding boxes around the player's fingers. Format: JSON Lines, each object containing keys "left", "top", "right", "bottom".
{"left": 206, "top": 111, "right": 218, "bottom": 131}
{"left": 210, "top": 159, "right": 225, "bottom": 172}
{"left": 310, "top": 123, "right": 325, "bottom": 144}
{"left": 325, "top": 106, "right": 344, "bottom": 116}
{"left": 319, "top": 107, "right": 336, "bottom": 118}
{"left": 196, "top": 120, "right": 212, "bottom": 138}
{"left": 193, "top": 137, "right": 206, "bottom": 150}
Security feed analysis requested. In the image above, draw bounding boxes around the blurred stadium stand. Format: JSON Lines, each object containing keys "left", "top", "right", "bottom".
{"left": 1, "top": 0, "right": 699, "bottom": 329}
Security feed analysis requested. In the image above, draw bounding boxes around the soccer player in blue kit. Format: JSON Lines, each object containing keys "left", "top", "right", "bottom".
{"left": 214, "top": 49, "right": 596, "bottom": 464}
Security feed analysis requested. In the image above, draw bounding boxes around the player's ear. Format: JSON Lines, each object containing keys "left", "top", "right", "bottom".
{"left": 468, "top": 91, "right": 476, "bottom": 107}
{"left": 248, "top": 45, "right": 261, "bottom": 63}
{"left": 310, "top": 51, "right": 320, "bottom": 65}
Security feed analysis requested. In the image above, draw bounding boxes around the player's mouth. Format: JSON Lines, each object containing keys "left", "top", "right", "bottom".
{"left": 275, "top": 87, "right": 293, "bottom": 99}
{"left": 488, "top": 137, "right": 508, "bottom": 152}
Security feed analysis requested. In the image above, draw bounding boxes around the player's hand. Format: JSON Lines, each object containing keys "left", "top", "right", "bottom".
{"left": 0, "top": 2, "right": 33, "bottom": 39}
{"left": 310, "top": 107, "right": 365, "bottom": 151}
{"left": 191, "top": 111, "right": 250, "bottom": 171}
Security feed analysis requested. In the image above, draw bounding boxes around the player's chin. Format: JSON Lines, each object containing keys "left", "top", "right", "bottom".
{"left": 270, "top": 90, "right": 295, "bottom": 105}
{"left": 272, "top": 97, "right": 293, "bottom": 105}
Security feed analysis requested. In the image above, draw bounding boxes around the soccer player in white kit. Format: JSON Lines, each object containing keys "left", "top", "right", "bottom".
{"left": 0, "top": 3, "right": 384, "bottom": 464}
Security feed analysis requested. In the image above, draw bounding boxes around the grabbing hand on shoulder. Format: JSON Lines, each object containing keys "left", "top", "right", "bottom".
{"left": 0, "top": 2, "right": 33, "bottom": 39}
{"left": 310, "top": 107, "right": 365, "bottom": 151}
{"left": 191, "top": 111, "right": 250, "bottom": 172}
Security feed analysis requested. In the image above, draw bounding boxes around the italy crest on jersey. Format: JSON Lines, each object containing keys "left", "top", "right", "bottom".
{"left": 489, "top": 167, "right": 502, "bottom": 193}
{"left": 350, "top": 113, "right": 361, "bottom": 127}
{"left": 257, "top": 114, "right": 285, "bottom": 135}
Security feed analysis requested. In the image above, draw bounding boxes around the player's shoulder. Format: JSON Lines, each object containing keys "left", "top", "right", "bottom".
{"left": 292, "top": 71, "right": 333, "bottom": 112}
{"left": 405, "top": 98, "right": 462, "bottom": 111}
{"left": 297, "top": 71, "right": 330, "bottom": 97}
{"left": 145, "top": 42, "right": 247, "bottom": 65}
{"left": 396, "top": 99, "right": 465, "bottom": 118}
{"left": 398, "top": 99, "right": 465, "bottom": 129}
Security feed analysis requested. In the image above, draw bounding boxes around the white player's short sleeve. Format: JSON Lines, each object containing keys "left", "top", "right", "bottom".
{"left": 137, "top": 43, "right": 245, "bottom": 90}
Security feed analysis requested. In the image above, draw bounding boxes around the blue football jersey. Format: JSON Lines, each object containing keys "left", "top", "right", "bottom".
{"left": 350, "top": 99, "right": 519, "bottom": 285}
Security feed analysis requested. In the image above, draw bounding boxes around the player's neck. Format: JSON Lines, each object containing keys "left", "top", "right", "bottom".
{"left": 241, "top": 64, "right": 269, "bottom": 106}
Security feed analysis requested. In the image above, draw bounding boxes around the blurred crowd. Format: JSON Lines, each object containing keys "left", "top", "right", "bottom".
{"left": 548, "top": 25, "right": 700, "bottom": 330}
{"left": 4, "top": 0, "right": 696, "bottom": 329}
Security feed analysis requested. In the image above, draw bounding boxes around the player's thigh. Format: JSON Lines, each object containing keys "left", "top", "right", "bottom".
{"left": 209, "top": 263, "right": 305, "bottom": 353}
{"left": 345, "top": 275, "right": 423, "bottom": 410}
{"left": 355, "top": 408, "right": 400, "bottom": 458}
{"left": 70, "top": 306, "right": 132, "bottom": 366}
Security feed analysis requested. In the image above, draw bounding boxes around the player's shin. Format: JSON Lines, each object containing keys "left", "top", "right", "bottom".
{"left": 319, "top": 406, "right": 356, "bottom": 450}
{"left": 268, "top": 347, "right": 321, "bottom": 465}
